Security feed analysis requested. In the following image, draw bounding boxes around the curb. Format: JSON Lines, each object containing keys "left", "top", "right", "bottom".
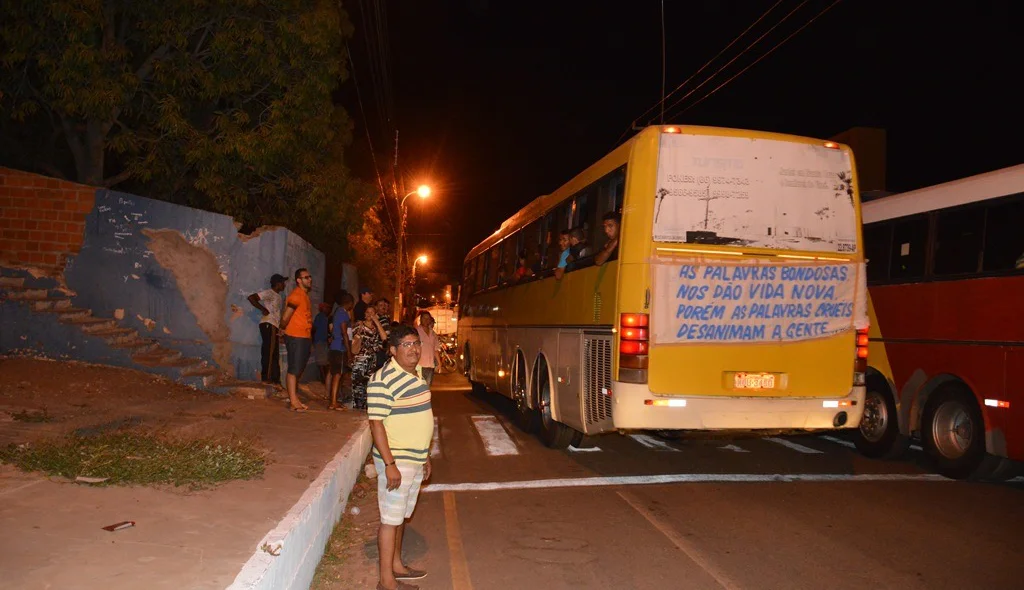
{"left": 227, "top": 422, "right": 373, "bottom": 590}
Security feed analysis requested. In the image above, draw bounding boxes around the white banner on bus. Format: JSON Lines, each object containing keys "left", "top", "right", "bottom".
{"left": 651, "top": 258, "right": 868, "bottom": 345}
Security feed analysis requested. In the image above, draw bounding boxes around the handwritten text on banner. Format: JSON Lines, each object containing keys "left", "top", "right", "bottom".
{"left": 652, "top": 259, "right": 865, "bottom": 344}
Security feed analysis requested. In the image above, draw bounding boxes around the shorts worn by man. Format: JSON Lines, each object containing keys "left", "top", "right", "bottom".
{"left": 368, "top": 324, "right": 433, "bottom": 590}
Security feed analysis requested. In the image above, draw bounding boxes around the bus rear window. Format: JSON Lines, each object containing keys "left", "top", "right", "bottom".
{"left": 653, "top": 134, "right": 858, "bottom": 253}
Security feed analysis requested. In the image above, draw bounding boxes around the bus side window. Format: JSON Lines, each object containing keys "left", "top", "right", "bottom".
{"left": 863, "top": 222, "right": 892, "bottom": 283}
{"left": 462, "top": 260, "right": 473, "bottom": 304}
{"left": 982, "top": 195, "right": 1024, "bottom": 272}
{"left": 575, "top": 187, "right": 600, "bottom": 256}
{"left": 488, "top": 246, "right": 500, "bottom": 288}
{"left": 609, "top": 165, "right": 626, "bottom": 213}
{"left": 499, "top": 236, "right": 516, "bottom": 285}
{"left": 888, "top": 215, "right": 928, "bottom": 281}
{"left": 934, "top": 206, "right": 985, "bottom": 276}
{"left": 522, "top": 219, "right": 542, "bottom": 276}
{"left": 543, "top": 210, "right": 559, "bottom": 270}
{"left": 476, "top": 255, "right": 487, "bottom": 293}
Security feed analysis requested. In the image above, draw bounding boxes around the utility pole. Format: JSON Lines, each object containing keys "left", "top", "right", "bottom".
{"left": 393, "top": 129, "right": 403, "bottom": 321}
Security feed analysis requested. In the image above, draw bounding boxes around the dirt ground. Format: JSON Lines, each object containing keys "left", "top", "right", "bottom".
{"left": 0, "top": 356, "right": 371, "bottom": 590}
{"left": 312, "top": 465, "right": 386, "bottom": 590}
{"left": 0, "top": 356, "right": 342, "bottom": 448}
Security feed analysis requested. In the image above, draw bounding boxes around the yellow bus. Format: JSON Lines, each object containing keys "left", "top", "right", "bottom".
{"left": 458, "top": 125, "right": 869, "bottom": 448}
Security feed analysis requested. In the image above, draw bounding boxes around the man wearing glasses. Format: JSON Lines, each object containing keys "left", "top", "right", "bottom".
{"left": 367, "top": 324, "right": 433, "bottom": 589}
{"left": 280, "top": 268, "right": 314, "bottom": 411}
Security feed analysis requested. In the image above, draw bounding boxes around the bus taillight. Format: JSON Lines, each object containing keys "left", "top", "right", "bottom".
{"left": 620, "top": 327, "right": 648, "bottom": 341}
{"left": 620, "top": 313, "right": 649, "bottom": 384}
{"left": 621, "top": 313, "right": 649, "bottom": 327}
{"left": 853, "top": 327, "right": 868, "bottom": 386}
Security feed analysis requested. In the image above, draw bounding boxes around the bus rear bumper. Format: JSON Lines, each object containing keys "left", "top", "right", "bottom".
{"left": 611, "top": 382, "right": 866, "bottom": 431}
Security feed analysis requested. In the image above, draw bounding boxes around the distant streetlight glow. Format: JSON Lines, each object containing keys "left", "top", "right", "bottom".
{"left": 411, "top": 254, "right": 429, "bottom": 293}
{"left": 416, "top": 184, "right": 431, "bottom": 198}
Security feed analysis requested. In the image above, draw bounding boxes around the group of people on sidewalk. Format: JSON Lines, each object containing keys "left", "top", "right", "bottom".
{"left": 247, "top": 271, "right": 444, "bottom": 414}
{"left": 250, "top": 272, "right": 444, "bottom": 588}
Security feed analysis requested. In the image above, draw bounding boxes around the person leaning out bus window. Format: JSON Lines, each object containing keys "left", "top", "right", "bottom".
{"left": 512, "top": 249, "right": 533, "bottom": 283}
{"left": 554, "top": 229, "right": 573, "bottom": 280}
{"left": 594, "top": 211, "right": 621, "bottom": 266}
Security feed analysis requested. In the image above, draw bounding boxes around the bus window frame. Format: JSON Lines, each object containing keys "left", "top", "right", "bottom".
{"left": 459, "top": 164, "right": 629, "bottom": 295}
{"left": 866, "top": 192, "right": 1024, "bottom": 287}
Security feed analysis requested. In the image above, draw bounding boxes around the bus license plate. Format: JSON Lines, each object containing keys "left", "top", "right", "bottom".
{"left": 734, "top": 372, "right": 775, "bottom": 390}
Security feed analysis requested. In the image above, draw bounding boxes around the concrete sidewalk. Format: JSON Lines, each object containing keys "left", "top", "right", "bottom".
{"left": 0, "top": 358, "right": 372, "bottom": 590}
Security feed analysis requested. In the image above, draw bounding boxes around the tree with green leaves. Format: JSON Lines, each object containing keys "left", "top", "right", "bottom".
{"left": 1, "top": 0, "right": 378, "bottom": 243}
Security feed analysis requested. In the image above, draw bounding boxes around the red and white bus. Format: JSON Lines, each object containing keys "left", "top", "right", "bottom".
{"left": 854, "top": 164, "right": 1024, "bottom": 479}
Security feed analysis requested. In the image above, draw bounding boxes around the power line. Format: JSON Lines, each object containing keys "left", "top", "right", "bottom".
{"left": 655, "top": 0, "right": 813, "bottom": 124}
{"left": 659, "top": 0, "right": 666, "bottom": 124}
{"left": 667, "top": 0, "right": 844, "bottom": 119}
{"left": 613, "top": 0, "right": 786, "bottom": 147}
{"left": 345, "top": 40, "right": 397, "bottom": 240}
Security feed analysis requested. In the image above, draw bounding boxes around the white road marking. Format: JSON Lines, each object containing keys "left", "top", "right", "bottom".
{"left": 819, "top": 435, "right": 856, "bottom": 449}
{"left": 766, "top": 437, "right": 824, "bottom": 454}
{"left": 423, "top": 472, "right": 950, "bottom": 493}
{"left": 629, "top": 434, "right": 681, "bottom": 451}
{"left": 568, "top": 445, "right": 602, "bottom": 452}
{"left": 431, "top": 417, "right": 441, "bottom": 458}
{"left": 820, "top": 434, "right": 923, "bottom": 452}
{"left": 719, "top": 444, "right": 750, "bottom": 453}
{"left": 470, "top": 415, "right": 519, "bottom": 456}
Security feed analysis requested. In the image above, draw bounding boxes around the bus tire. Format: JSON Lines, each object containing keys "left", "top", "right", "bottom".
{"left": 853, "top": 376, "right": 908, "bottom": 459}
{"left": 512, "top": 353, "right": 538, "bottom": 433}
{"left": 921, "top": 383, "right": 986, "bottom": 480}
{"left": 570, "top": 431, "right": 599, "bottom": 449}
{"left": 535, "top": 359, "right": 574, "bottom": 449}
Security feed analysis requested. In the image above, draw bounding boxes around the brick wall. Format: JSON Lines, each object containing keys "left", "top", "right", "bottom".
{"left": 0, "top": 167, "right": 96, "bottom": 271}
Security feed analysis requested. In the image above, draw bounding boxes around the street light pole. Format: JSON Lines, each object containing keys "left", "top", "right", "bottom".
{"left": 411, "top": 255, "right": 428, "bottom": 303}
{"left": 395, "top": 185, "right": 431, "bottom": 321}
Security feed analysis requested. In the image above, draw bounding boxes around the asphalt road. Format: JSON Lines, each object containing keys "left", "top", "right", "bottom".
{"left": 393, "top": 373, "right": 1024, "bottom": 590}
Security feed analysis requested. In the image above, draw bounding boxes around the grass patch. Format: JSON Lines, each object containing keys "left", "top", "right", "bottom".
{"left": 0, "top": 431, "right": 266, "bottom": 489}
{"left": 311, "top": 471, "right": 375, "bottom": 589}
{"left": 9, "top": 409, "right": 53, "bottom": 423}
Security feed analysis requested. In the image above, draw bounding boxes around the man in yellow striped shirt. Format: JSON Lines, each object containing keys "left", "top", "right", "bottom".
{"left": 368, "top": 324, "right": 433, "bottom": 590}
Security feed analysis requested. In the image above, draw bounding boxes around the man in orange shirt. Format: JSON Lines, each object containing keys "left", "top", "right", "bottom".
{"left": 280, "top": 267, "right": 314, "bottom": 411}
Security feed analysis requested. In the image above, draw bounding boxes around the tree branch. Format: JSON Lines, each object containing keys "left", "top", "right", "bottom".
{"left": 56, "top": 113, "right": 89, "bottom": 181}
{"left": 102, "top": 168, "right": 133, "bottom": 187}
{"left": 242, "top": 81, "right": 273, "bottom": 105}
{"left": 135, "top": 43, "right": 171, "bottom": 82}
{"left": 36, "top": 162, "right": 67, "bottom": 180}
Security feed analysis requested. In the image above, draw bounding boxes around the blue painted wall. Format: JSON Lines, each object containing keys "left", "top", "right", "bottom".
{"left": 60, "top": 190, "right": 325, "bottom": 381}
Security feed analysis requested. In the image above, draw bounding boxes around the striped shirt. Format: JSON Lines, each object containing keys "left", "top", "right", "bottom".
{"left": 367, "top": 359, "right": 433, "bottom": 465}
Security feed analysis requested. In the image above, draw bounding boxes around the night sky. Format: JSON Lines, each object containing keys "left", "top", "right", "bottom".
{"left": 343, "top": 0, "right": 1022, "bottom": 283}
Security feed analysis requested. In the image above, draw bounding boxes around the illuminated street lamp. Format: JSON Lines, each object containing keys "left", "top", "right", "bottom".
{"left": 412, "top": 254, "right": 428, "bottom": 283}
{"left": 395, "top": 184, "right": 431, "bottom": 319}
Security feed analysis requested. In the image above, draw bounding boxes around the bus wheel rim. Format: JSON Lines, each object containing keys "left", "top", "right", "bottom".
{"left": 539, "top": 382, "right": 553, "bottom": 427}
{"left": 513, "top": 379, "right": 527, "bottom": 413}
{"left": 932, "top": 401, "right": 973, "bottom": 460}
{"left": 860, "top": 390, "right": 888, "bottom": 443}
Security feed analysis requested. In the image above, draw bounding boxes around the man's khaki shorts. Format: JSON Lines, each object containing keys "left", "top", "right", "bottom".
{"left": 373, "top": 456, "right": 425, "bottom": 526}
